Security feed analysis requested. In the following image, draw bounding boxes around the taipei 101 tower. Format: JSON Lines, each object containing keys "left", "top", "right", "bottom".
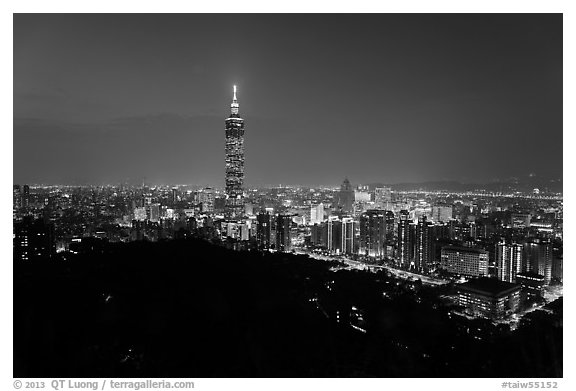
{"left": 224, "top": 85, "right": 245, "bottom": 218}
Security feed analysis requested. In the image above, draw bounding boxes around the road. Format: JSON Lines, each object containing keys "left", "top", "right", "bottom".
{"left": 294, "top": 249, "right": 449, "bottom": 286}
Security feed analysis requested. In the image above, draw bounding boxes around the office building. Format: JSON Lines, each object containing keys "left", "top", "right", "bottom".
{"left": 397, "top": 210, "right": 412, "bottom": 267}
{"left": 170, "top": 187, "right": 178, "bottom": 207}
{"left": 341, "top": 217, "right": 355, "bottom": 255}
{"left": 225, "top": 85, "right": 245, "bottom": 218}
{"left": 310, "top": 222, "right": 328, "bottom": 248}
{"left": 516, "top": 272, "right": 545, "bottom": 300}
{"left": 523, "top": 239, "right": 553, "bottom": 285}
{"left": 496, "top": 242, "right": 523, "bottom": 283}
{"left": 149, "top": 204, "right": 160, "bottom": 223}
{"left": 198, "top": 187, "right": 215, "bottom": 213}
{"left": 456, "top": 278, "right": 521, "bottom": 319}
{"left": 14, "top": 216, "right": 56, "bottom": 261}
{"left": 414, "top": 215, "right": 435, "bottom": 273}
{"left": 327, "top": 218, "right": 343, "bottom": 254}
{"left": 359, "top": 209, "right": 386, "bottom": 260}
{"left": 440, "top": 246, "right": 489, "bottom": 277}
{"left": 275, "top": 214, "right": 292, "bottom": 252}
{"left": 256, "top": 212, "right": 272, "bottom": 250}
{"left": 552, "top": 255, "right": 563, "bottom": 283}
{"left": 310, "top": 203, "right": 325, "bottom": 225}
{"left": 385, "top": 210, "right": 395, "bottom": 241}
{"left": 334, "top": 178, "right": 354, "bottom": 213}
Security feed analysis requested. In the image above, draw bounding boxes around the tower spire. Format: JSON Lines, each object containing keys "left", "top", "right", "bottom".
{"left": 231, "top": 85, "right": 239, "bottom": 115}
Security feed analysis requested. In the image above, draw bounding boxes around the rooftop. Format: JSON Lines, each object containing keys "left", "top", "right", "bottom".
{"left": 442, "top": 246, "right": 488, "bottom": 254}
{"left": 457, "top": 277, "right": 520, "bottom": 297}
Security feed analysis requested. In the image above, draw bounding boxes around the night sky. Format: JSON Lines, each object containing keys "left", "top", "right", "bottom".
{"left": 13, "top": 14, "right": 562, "bottom": 187}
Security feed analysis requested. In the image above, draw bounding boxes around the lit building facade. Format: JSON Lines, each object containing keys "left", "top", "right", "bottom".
{"left": 149, "top": 204, "right": 160, "bottom": 223}
{"left": 327, "top": 218, "right": 342, "bottom": 254}
{"left": 326, "top": 216, "right": 355, "bottom": 255}
{"left": 225, "top": 85, "right": 245, "bottom": 218}
{"left": 397, "top": 210, "right": 411, "bottom": 267}
{"left": 310, "top": 203, "right": 325, "bottom": 225}
{"left": 341, "top": 217, "right": 355, "bottom": 255}
{"left": 14, "top": 216, "right": 56, "bottom": 261}
{"left": 496, "top": 242, "right": 523, "bottom": 283}
{"left": 256, "top": 212, "right": 272, "bottom": 250}
{"left": 523, "top": 239, "right": 553, "bottom": 285}
{"left": 456, "top": 278, "right": 521, "bottom": 319}
{"left": 359, "top": 209, "right": 386, "bottom": 260}
{"left": 440, "top": 246, "right": 489, "bottom": 277}
{"left": 275, "top": 214, "right": 292, "bottom": 252}
{"left": 198, "top": 187, "right": 215, "bottom": 213}
{"left": 414, "top": 215, "right": 435, "bottom": 273}
{"left": 516, "top": 272, "right": 545, "bottom": 300}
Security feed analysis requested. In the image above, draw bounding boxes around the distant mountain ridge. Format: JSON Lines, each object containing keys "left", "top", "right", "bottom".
{"left": 367, "top": 177, "right": 563, "bottom": 193}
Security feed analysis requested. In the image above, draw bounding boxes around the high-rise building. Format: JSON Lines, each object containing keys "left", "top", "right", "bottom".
{"left": 14, "top": 216, "right": 56, "bottom": 261}
{"left": 310, "top": 206, "right": 318, "bottom": 225}
{"left": 239, "top": 223, "right": 250, "bottom": 241}
{"left": 385, "top": 210, "right": 395, "bottom": 241}
{"left": 335, "top": 178, "right": 354, "bottom": 213}
{"left": 397, "top": 210, "right": 411, "bottom": 267}
{"left": 496, "top": 242, "right": 523, "bottom": 283}
{"left": 198, "top": 187, "right": 215, "bottom": 213}
{"left": 552, "top": 255, "right": 563, "bottom": 283}
{"left": 341, "top": 217, "right": 355, "bottom": 255}
{"left": 440, "top": 246, "right": 489, "bottom": 277}
{"left": 275, "top": 214, "right": 292, "bottom": 252}
{"left": 256, "top": 212, "right": 272, "bottom": 250}
{"left": 327, "top": 218, "right": 343, "bottom": 254}
{"left": 516, "top": 272, "right": 545, "bottom": 300}
{"left": 13, "top": 185, "right": 22, "bottom": 212}
{"left": 523, "top": 239, "right": 553, "bottom": 285}
{"left": 309, "top": 203, "right": 325, "bottom": 225}
{"left": 414, "top": 215, "right": 435, "bottom": 273}
{"left": 310, "top": 222, "right": 327, "bottom": 248}
{"left": 456, "top": 278, "right": 521, "bottom": 319}
{"left": 149, "top": 204, "right": 160, "bottom": 223}
{"left": 170, "top": 187, "right": 178, "bottom": 208}
{"left": 359, "top": 209, "right": 387, "bottom": 260}
{"left": 225, "top": 85, "right": 245, "bottom": 218}
{"left": 535, "top": 241, "right": 553, "bottom": 284}
{"left": 325, "top": 216, "right": 356, "bottom": 255}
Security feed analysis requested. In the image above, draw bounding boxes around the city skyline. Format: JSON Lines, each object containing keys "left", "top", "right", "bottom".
{"left": 14, "top": 14, "right": 562, "bottom": 186}
{"left": 11, "top": 10, "right": 565, "bottom": 383}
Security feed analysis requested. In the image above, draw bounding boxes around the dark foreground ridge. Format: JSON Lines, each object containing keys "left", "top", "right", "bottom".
{"left": 14, "top": 239, "right": 562, "bottom": 377}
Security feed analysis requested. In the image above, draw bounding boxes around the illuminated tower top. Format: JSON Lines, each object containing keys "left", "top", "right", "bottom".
{"left": 230, "top": 85, "right": 239, "bottom": 116}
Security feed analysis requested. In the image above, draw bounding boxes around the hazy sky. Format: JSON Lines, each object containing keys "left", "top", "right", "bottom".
{"left": 14, "top": 14, "right": 562, "bottom": 186}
